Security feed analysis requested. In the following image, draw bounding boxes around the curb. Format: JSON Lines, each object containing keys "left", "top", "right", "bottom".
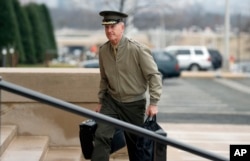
{"left": 180, "top": 71, "right": 248, "bottom": 78}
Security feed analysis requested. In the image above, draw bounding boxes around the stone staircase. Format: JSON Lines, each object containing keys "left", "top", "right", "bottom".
{"left": 0, "top": 125, "right": 128, "bottom": 161}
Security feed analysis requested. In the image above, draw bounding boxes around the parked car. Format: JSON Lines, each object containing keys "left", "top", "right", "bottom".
{"left": 234, "top": 61, "right": 250, "bottom": 73}
{"left": 82, "top": 50, "right": 181, "bottom": 79}
{"left": 207, "top": 49, "right": 223, "bottom": 70}
{"left": 165, "top": 45, "right": 212, "bottom": 71}
{"left": 82, "top": 59, "right": 99, "bottom": 68}
{"left": 152, "top": 49, "right": 181, "bottom": 79}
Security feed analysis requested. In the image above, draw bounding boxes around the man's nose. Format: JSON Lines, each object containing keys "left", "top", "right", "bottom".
{"left": 106, "top": 27, "right": 111, "bottom": 32}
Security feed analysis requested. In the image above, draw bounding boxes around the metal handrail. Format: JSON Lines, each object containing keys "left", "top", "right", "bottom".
{"left": 0, "top": 78, "right": 229, "bottom": 161}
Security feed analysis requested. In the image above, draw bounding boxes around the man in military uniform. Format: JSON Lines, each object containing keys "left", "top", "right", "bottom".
{"left": 92, "top": 10, "right": 162, "bottom": 161}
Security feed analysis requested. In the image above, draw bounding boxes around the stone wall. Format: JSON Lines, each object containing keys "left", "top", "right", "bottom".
{"left": 0, "top": 68, "right": 100, "bottom": 146}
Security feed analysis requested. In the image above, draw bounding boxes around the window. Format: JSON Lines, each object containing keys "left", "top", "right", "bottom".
{"left": 176, "top": 50, "right": 190, "bottom": 55}
{"left": 153, "top": 51, "right": 171, "bottom": 61}
{"left": 194, "top": 50, "right": 203, "bottom": 55}
{"left": 167, "top": 50, "right": 177, "bottom": 55}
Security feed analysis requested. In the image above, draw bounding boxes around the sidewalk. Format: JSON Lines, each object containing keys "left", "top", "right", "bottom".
{"left": 160, "top": 123, "right": 250, "bottom": 161}
{"left": 109, "top": 123, "right": 250, "bottom": 161}
{"left": 181, "top": 71, "right": 249, "bottom": 78}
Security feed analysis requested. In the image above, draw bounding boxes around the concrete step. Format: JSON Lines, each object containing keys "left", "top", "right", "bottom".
{"left": 43, "top": 146, "right": 129, "bottom": 161}
{"left": 0, "top": 135, "right": 49, "bottom": 161}
{"left": 0, "top": 125, "right": 129, "bottom": 161}
{"left": 44, "top": 147, "right": 82, "bottom": 161}
{"left": 0, "top": 125, "right": 17, "bottom": 155}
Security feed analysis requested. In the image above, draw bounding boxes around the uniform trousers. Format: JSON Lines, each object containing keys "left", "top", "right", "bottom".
{"left": 91, "top": 93, "right": 146, "bottom": 161}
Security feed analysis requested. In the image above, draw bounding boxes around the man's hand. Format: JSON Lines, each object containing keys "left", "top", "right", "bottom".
{"left": 95, "top": 104, "right": 102, "bottom": 112}
{"left": 146, "top": 105, "right": 158, "bottom": 117}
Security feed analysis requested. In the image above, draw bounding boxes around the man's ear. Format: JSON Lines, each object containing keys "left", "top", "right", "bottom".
{"left": 121, "top": 22, "right": 125, "bottom": 30}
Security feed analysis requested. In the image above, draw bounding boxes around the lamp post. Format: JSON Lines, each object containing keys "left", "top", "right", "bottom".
{"left": 2, "top": 48, "right": 7, "bottom": 67}
{"left": 9, "top": 47, "right": 15, "bottom": 67}
{"left": 224, "top": 0, "right": 230, "bottom": 71}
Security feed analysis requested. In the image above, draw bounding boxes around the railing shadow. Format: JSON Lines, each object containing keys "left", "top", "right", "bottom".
{"left": 0, "top": 78, "right": 229, "bottom": 161}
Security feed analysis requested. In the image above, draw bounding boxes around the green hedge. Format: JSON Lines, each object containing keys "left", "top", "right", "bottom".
{"left": 0, "top": 0, "right": 57, "bottom": 66}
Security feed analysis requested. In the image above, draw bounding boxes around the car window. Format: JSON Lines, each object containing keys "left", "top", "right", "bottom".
{"left": 153, "top": 51, "right": 171, "bottom": 61}
{"left": 209, "top": 52, "right": 217, "bottom": 57}
{"left": 176, "top": 50, "right": 190, "bottom": 55}
{"left": 194, "top": 50, "right": 204, "bottom": 55}
{"left": 208, "top": 49, "right": 222, "bottom": 58}
{"left": 161, "top": 52, "right": 172, "bottom": 61}
{"left": 167, "top": 50, "right": 177, "bottom": 55}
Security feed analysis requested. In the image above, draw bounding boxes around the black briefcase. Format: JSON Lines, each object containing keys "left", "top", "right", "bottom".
{"left": 79, "top": 119, "right": 126, "bottom": 159}
{"left": 135, "top": 116, "right": 167, "bottom": 161}
{"left": 154, "top": 128, "right": 167, "bottom": 161}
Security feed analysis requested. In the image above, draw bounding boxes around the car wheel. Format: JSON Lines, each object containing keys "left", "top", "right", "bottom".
{"left": 189, "top": 64, "right": 200, "bottom": 71}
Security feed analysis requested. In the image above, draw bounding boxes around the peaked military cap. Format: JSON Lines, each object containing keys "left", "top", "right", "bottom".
{"left": 99, "top": 10, "right": 128, "bottom": 25}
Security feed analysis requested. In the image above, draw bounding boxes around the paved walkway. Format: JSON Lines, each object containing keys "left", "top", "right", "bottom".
{"left": 109, "top": 73, "right": 250, "bottom": 161}
{"left": 159, "top": 123, "right": 250, "bottom": 161}
{"left": 108, "top": 123, "right": 250, "bottom": 161}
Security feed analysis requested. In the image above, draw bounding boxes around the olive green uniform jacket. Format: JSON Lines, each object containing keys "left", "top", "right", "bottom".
{"left": 98, "top": 36, "right": 162, "bottom": 105}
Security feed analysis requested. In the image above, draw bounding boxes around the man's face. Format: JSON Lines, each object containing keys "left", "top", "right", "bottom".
{"left": 104, "top": 22, "right": 124, "bottom": 44}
